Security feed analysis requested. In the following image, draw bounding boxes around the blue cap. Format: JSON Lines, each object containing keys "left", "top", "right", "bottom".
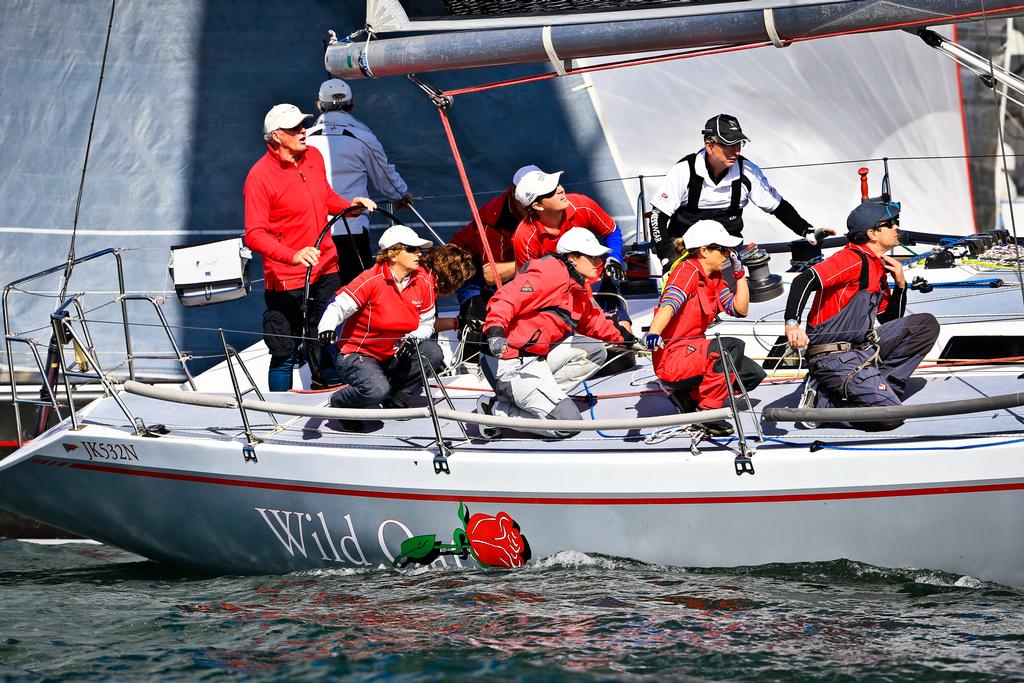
{"left": 847, "top": 198, "right": 901, "bottom": 238}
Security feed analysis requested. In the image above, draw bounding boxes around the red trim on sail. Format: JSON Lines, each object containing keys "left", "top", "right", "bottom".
{"left": 952, "top": 24, "right": 979, "bottom": 233}
{"left": 58, "top": 460, "right": 1024, "bottom": 505}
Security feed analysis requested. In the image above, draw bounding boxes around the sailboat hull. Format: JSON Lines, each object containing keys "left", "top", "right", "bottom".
{"left": 3, "top": 410, "right": 1022, "bottom": 583}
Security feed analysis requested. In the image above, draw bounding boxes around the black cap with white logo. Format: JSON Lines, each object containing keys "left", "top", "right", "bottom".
{"left": 702, "top": 114, "right": 750, "bottom": 145}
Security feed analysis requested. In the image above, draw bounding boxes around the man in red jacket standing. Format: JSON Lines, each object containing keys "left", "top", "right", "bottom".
{"left": 244, "top": 103, "right": 375, "bottom": 391}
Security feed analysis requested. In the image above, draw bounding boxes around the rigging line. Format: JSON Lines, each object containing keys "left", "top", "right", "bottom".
{"left": 59, "top": 0, "right": 117, "bottom": 305}
{"left": 979, "top": 2, "right": 1024, "bottom": 307}
{"left": 435, "top": 107, "right": 503, "bottom": 289}
{"left": 414, "top": 154, "right": 1024, "bottom": 203}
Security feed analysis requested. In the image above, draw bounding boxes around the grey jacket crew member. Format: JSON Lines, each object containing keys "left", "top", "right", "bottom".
{"left": 306, "top": 78, "right": 413, "bottom": 285}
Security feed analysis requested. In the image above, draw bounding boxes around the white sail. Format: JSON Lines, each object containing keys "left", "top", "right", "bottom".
{"left": 582, "top": 27, "right": 975, "bottom": 241}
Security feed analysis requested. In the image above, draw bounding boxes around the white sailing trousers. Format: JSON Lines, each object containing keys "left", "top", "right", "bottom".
{"left": 491, "top": 336, "right": 607, "bottom": 436}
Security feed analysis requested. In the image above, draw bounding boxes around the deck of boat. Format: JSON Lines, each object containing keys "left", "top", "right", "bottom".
{"left": 76, "top": 357, "right": 1024, "bottom": 457}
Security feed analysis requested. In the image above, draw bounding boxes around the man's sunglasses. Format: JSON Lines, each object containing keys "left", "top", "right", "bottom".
{"left": 708, "top": 138, "right": 746, "bottom": 149}
{"left": 281, "top": 122, "right": 307, "bottom": 134}
{"left": 401, "top": 245, "right": 424, "bottom": 255}
{"left": 872, "top": 218, "right": 900, "bottom": 230}
{"left": 705, "top": 244, "right": 734, "bottom": 254}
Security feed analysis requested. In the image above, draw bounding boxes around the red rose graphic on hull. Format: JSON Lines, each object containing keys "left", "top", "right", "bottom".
{"left": 393, "top": 502, "right": 531, "bottom": 568}
{"left": 465, "top": 510, "right": 527, "bottom": 568}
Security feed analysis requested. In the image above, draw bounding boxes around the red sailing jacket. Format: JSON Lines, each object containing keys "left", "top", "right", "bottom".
{"left": 511, "top": 193, "right": 616, "bottom": 267}
{"left": 807, "top": 243, "right": 892, "bottom": 326}
{"left": 450, "top": 188, "right": 518, "bottom": 264}
{"left": 244, "top": 144, "right": 350, "bottom": 291}
{"left": 338, "top": 263, "right": 436, "bottom": 361}
{"left": 658, "top": 258, "right": 738, "bottom": 343}
{"left": 484, "top": 255, "right": 624, "bottom": 358}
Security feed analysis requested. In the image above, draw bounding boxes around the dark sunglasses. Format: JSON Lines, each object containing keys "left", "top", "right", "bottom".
{"left": 535, "top": 188, "right": 558, "bottom": 202}
{"left": 872, "top": 218, "right": 900, "bottom": 230}
{"left": 401, "top": 245, "right": 424, "bottom": 255}
{"left": 705, "top": 244, "right": 733, "bottom": 254}
{"left": 281, "top": 122, "right": 306, "bottom": 134}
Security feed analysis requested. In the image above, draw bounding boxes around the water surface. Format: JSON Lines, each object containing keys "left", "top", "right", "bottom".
{"left": 1, "top": 541, "right": 1022, "bottom": 681}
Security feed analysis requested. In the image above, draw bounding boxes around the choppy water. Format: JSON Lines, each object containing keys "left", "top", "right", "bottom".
{"left": 1, "top": 541, "right": 1023, "bottom": 681}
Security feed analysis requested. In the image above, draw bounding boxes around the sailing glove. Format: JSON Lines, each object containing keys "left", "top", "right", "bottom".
{"left": 485, "top": 326, "right": 508, "bottom": 357}
{"left": 644, "top": 333, "right": 665, "bottom": 350}
{"left": 394, "top": 335, "right": 419, "bottom": 361}
{"left": 604, "top": 258, "right": 625, "bottom": 284}
{"left": 804, "top": 227, "right": 834, "bottom": 246}
{"left": 729, "top": 253, "right": 745, "bottom": 280}
{"left": 318, "top": 330, "right": 337, "bottom": 345}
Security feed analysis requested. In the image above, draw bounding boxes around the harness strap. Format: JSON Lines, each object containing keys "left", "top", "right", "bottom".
{"left": 684, "top": 153, "right": 749, "bottom": 216}
{"left": 839, "top": 345, "right": 881, "bottom": 400}
{"left": 684, "top": 153, "right": 702, "bottom": 212}
{"left": 728, "top": 157, "right": 746, "bottom": 214}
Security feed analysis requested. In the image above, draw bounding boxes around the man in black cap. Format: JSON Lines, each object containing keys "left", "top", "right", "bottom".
{"left": 649, "top": 113, "right": 828, "bottom": 267}
{"left": 781, "top": 198, "right": 939, "bottom": 430}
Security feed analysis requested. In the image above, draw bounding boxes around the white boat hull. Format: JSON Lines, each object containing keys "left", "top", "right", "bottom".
{"left": 3, "top": 412, "right": 1022, "bottom": 584}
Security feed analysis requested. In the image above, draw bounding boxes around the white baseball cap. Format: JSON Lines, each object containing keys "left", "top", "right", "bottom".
{"left": 512, "top": 164, "right": 542, "bottom": 186}
{"left": 683, "top": 220, "right": 744, "bottom": 250}
{"left": 379, "top": 225, "right": 432, "bottom": 250}
{"left": 557, "top": 227, "right": 610, "bottom": 257}
{"left": 318, "top": 78, "right": 352, "bottom": 105}
{"left": 263, "top": 104, "right": 312, "bottom": 139}
{"left": 515, "top": 170, "right": 563, "bottom": 207}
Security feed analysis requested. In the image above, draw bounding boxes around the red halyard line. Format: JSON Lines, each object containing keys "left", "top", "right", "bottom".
{"left": 60, "top": 460, "right": 1024, "bottom": 505}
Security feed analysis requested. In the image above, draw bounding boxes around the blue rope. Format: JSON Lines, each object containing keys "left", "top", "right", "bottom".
{"left": 581, "top": 380, "right": 620, "bottom": 438}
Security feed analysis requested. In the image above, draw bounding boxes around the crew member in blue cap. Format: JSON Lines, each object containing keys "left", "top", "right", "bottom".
{"left": 650, "top": 113, "right": 830, "bottom": 268}
{"left": 781, "top": 199, "right": 939, "bottom": 430}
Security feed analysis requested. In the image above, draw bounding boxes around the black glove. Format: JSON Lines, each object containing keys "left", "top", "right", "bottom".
{"left": 318, "top": 330, "right": 337, "bottom": 345}
{"left": 485, "top": 326, "right": 508, "bottom": 357}
{"left": 604, "top": 258, "right": 625, "bottom": 284}
{"left": 614, "top": 322, "right": 636, "bottom": 347}
{"left": 394, "top": 335, "right": 419, "bottom": 361}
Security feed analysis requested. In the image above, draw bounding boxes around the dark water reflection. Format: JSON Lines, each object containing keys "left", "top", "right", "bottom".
{"left": 1, "top": 541, "right": 1022, "bottom": 681}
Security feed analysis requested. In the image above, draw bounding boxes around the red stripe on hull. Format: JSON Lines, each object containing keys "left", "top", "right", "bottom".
{"left": 56, "top": 460, "right": 1024, "bottom": 506}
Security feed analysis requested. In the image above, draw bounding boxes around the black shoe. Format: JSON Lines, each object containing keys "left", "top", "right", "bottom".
{"left": 668, "top": 389, "right": 698, "bottom": 414}
{"left": 694, "top": 419, "right": 734, "bottom": 437}
{"left": 476, "top": 396, "right": 503, "bottom": 439}
{"left": 339, "top": 419, "right": 362, "bottom": 432}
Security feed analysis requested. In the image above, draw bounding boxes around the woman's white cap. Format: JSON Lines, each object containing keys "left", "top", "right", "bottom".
{"left": 379, "top": 225, "right": 432, "bottom": 250}
{"left": 556, "top": 227, "right": 610, "bottom": 257}
{"left": 683, "top": 220, "right": 743, "bottom": 249}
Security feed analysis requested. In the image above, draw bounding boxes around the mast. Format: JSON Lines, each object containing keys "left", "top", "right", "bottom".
{"left": 328, "top": 0, "right": 1024, "bottom": 80}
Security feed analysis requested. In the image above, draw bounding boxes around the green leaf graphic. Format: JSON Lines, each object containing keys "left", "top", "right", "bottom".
{"left": 458, "top": 501, "right": 469, "bottom": 526}
{"left": 399, "top": 534, "right": 437, "bottom": 560}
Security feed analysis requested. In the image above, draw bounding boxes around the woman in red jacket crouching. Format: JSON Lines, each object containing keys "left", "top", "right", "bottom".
{"left": 317, "top": 225, "right": 446, "bottom": 423}
{"left": 481, "top": 228, "right": 635, "bottom": 438}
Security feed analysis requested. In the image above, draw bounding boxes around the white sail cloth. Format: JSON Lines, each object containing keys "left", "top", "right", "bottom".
{"left": 582, "top": 27, "right": 975, "bottom": 241}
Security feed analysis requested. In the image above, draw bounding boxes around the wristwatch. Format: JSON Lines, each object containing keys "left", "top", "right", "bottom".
{"left": 785, "top": 319, "right": 799, "bottom": 327}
